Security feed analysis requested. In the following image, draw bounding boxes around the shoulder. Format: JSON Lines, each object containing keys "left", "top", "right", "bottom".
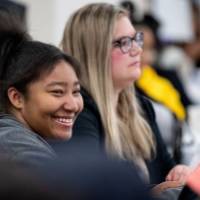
{"left": 72, "top": 88, "right": 104, "bottom": 144}
{"left": 75, "top": 88, "right": 103, "bottom": 133}
{"left": 136, "top": 93, "right": 156, "bottom": 124}
{"left": 81, "top": 88, "right": 100, "bottom": 115}
{"left": 0, "top": 114, "right": 56, "bottom": 166}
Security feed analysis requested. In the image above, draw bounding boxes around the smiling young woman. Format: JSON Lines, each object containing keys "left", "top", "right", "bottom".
{"left": 0, "top": 11, "right": 83, "bottom": 166}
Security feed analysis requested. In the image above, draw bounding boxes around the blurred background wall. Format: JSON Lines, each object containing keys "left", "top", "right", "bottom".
{"left": 13, "top": 0, "right": 197, "bottom": 45}
{"left": 13, "top": 0, "right": 119, "bottom": 45}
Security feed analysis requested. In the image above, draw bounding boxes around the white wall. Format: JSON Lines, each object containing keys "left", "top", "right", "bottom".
{"left": 12, "top": 0, "right": 195, "bottom": 44}
{"left": 13, "top": 0, "right": 120, "bottom": 45}
{"left": 151, "top": 0, "right": 194, "bottom": 42}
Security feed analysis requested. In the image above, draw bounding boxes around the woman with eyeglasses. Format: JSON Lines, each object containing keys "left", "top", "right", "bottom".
{"left": 60, "top": 3, "right": 191, "bottom": 187}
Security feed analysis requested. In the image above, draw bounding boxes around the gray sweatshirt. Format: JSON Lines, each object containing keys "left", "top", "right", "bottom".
{"left": 0, "top": 114, "right": 56, "bottom": 167}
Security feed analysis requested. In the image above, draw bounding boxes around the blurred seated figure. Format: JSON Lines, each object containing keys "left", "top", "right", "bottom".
{"left": 177, "top": 1, "right": 200, "bottom": 106}
{"left": 184, "top": 0, "right": 200, "bottom": 70}
{"left": 158, "top": 0, "right": 200, "bottom": 167}
{"left": 0, "top": 159, "right": 57, "bottom": 200}
{"left": 41, "top": 141, "right": 157, "bottom": 200}
{"left": 0, "top": 145, "right": 157, "bottom": 200}
{"left": 0, "top": 142, "right": 197, "bottom": 200}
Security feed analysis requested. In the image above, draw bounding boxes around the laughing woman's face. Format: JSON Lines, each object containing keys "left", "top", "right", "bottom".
{"left": 14, "top": 60, "right": 83, "bottom": 140}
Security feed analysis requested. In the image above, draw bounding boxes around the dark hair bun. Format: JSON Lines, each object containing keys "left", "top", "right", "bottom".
{"left": 0, "top": 10, "right": 30, "bottom": 80}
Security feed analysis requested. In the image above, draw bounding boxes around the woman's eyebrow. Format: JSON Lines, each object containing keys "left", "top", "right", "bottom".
{"left": 46, "top": 81, "right": 67, "bottom": 87}
{"left": 113, "top": 33, "right": 135, "bottom": 41}
{"left": 46, "top": 80, "right": 80, "bottom": 87}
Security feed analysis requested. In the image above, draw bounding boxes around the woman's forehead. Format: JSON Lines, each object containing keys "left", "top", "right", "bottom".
{"left": 113, "top": 16, "right": 135, "bottom": 39}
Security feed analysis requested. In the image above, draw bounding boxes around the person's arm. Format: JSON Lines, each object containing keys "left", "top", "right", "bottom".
{"left": 138, "top": 94, "right": 192, "bottom": 186}
{"left": 148, "top": 117, "right": 176, "bottom": 183}
{"left": 137, "top": 94, "right": 175, "bottom": 183}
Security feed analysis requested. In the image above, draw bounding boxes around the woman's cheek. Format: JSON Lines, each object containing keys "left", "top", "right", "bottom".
{"left": 111, "top": 50, "right": 124, "bottom": 68}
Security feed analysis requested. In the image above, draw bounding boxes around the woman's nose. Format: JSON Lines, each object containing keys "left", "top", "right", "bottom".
{"left": 129, "top": 44, "right": 143, "bottom": 56}
{"left": 63, "top": 95, "right": 78, "bottom": 112}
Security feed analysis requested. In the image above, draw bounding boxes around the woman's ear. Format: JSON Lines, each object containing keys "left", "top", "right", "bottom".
{"left": 7, "top": 87, "right": 24, "bottom": 109}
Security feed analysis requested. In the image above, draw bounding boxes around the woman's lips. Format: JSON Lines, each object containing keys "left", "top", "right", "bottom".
{"left": 128, "top": 61, "right": 141, "bottom": 67}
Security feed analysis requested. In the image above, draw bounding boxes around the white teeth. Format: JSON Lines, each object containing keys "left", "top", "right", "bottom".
{"left": 55, "top": 117, "right": 73, "bottom": 124}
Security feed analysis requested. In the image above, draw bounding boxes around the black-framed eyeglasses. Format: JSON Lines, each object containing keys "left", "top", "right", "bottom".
{"left": 112, "top": 32, "right": 144, "bottom": 54}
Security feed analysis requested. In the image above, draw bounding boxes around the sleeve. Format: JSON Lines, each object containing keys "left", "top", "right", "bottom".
{"left": 138, "top": 95, "right": 176, "bottom": 183}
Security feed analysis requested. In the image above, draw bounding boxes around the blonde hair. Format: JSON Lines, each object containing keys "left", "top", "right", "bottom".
{"left": 61, "top": 3, "right": 155, "bottom": 163}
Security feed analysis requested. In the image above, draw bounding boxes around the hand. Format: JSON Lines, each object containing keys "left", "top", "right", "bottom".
{"left": 151, "top": 180, "right": 183, "bottom": 196}
{"left": 165, "top": 164, "right": 192, "bottom": 184}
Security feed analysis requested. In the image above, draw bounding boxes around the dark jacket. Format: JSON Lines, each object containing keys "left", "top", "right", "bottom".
{"left": 73, "top": 89, "right": 175, "bottom": 184}
{"left": 0, "top": 114, "right": 56, "bottom": 167}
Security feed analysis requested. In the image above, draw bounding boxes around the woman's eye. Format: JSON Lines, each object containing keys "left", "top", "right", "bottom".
{"left": 121, "top": 40, "right": 129, "bottom": 46}
{"left": 113, "top": 41, "right": 121, "bottom": 47}
{"left": 51, "top": 90, "right": 64, "bottom": 96}
{"left": 73, "top": 89, "right": 81, "bottom": 96}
